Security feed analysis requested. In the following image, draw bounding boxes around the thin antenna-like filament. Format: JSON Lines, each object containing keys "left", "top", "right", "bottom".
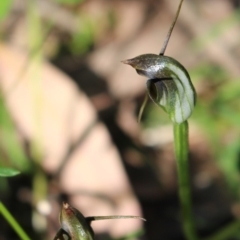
{"left": 86, "top": 215, "right": 146, "bottom": 222}
{"left": 160, "top": 0, "right": 184, "bottom": 55}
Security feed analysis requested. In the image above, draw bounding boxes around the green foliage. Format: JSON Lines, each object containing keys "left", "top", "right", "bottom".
{"left": 190, "top": 62, "right": 240, "bottom": 198}
{"left": 0, "top": 0, "right": 13, "bottom": 21}
{"left": 69, "top": 16, "right": 95, "bottom": 54}
{"left": 0, "top": 97, "right": 30, "bottom": 172}
{"left": 190, "top": 9, "right": 240, "bottom": 53}
{"left": 0, "top": 168, "right": 20, "bottom": 177}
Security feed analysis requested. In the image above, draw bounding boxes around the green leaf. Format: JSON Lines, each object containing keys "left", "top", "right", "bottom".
{"left": 0, "top": 0, "right": 13, "bottom": 21}
{"left": 0, "top": 168, "right": 20, "bottom": 177}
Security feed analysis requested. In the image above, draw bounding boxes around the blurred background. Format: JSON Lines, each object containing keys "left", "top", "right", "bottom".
{"left": 0, "top": 0, "right": 240, "bottom": 239}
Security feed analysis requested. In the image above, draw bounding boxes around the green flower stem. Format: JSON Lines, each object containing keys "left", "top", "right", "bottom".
{"left": 0, "top": 201, "right": 31, "bottom": 240}
{"left": 174, "top": 121, "right": 199, "bottom": 240}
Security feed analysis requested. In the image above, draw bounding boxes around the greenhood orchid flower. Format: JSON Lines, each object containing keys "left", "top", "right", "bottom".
{"left": 122, "top": 54, "right": 196, "bottom": 124}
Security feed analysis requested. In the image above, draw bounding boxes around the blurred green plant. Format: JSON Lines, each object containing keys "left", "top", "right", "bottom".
{"left": 190, "top": 8, "right": 240, "bottom": 53}
{"left": 189, "top": 60, "right": 240, "bottom": 199}
{"left": 0, "top": 0, "right": 13, "bottom": 21}
{"left": 0, "top": 167, "right": 20, "bottom": 177}
{"left": 0, "top": 97, "right": 30, "bottom": 173}
{"left": 69, "top": 15, "right": 95, "bottom": 54}
{"left": 54, "top": 0, "right": 85, "bottom": 5}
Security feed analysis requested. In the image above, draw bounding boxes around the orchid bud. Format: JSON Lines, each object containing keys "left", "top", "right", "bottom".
{"left": 53, "top": 202, "right": 94, "bottom": 240}
{"left": 53, "top": 202, "right": 145, "bottom": 240}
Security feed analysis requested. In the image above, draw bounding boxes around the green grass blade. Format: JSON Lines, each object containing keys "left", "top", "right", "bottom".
{"left": 0, "top": 202, "right": 31, "bottom": 240}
